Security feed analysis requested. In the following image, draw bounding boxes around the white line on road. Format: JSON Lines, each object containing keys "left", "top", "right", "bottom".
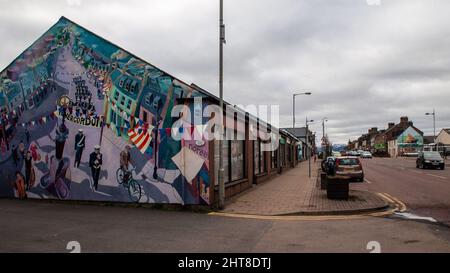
{"left": 364, "top": 179, "right": 373, "bottom": 184}
{"left": 426, "top": 174, "right": 447, "bottom": 180}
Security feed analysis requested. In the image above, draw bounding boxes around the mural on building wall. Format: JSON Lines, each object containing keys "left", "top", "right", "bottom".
{"left": 0, "top": 17, "right": 211, "bottom": 205}
{"left": 397, "top": 127, "right": 423, "bottom": 155}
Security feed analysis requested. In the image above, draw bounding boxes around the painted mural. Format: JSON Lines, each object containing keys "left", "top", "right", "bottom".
{"left": 0, "top": 17, "right": 211, "bottom": 205}
{"left": 397, "top": 126, "right": 423, "bottom": 155}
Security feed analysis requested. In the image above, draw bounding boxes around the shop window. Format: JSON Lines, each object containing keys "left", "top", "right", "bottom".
{"left": 231, "top": 139, "right": 245, "bottom": 181}
{"left": 254, "top": 140, "right": 267, "bottom": 175}
{"left": 272, "top": 150, "right": 277, "bottom": 169}
{"left": 214, "top": 140, "right": 230, "bottom": 186}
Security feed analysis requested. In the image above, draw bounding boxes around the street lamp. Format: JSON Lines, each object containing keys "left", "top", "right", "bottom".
{"left": 218, "top": 0, "right": 226, "bottom": 209}
{"left": 322, "top": 118, "right": 328, "bottom": 158}
{"left": 292, "top": 92, "right": 312, "bottom": 129}
{"left": 425, "top": 109, "right": 436, "bottom": 145}
{"left": 306, "top": 117, "right": 314, "bottom": 178}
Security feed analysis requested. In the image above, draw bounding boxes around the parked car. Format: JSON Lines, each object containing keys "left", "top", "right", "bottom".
{"left": 416, "top": 152, "right": 445, "bottom": 170}
{"left": 335, "top": 157, "right": 364, "bottom": 182}
{"left": 361, "top": 151, "right": 373, "bottom": 159}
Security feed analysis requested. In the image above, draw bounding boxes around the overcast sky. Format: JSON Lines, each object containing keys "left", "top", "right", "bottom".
{"left": 1, "top": 0, "right": 449, "bottom": 144}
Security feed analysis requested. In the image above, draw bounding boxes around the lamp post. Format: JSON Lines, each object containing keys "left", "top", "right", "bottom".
{"left": 218, "top": 0, "right": 226, "bottom": 209}
{"left": 306, "top": 117, "right": 314, "bottom": 178}
{"left": 292, "top": 92, "right": 312, "bottom": 129}
{"left": 425, "top": 109, "right": 436, "bottom": 149}
{"left": 322, "top": 117, "right": 328, "bottom": 158}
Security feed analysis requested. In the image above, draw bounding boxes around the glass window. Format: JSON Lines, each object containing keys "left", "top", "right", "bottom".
{"left": 272, "top": 150, "right": 276, "bottom": 169}
{"left": 287, "top": 144, "right": 291, "bottom": 164}
{"left": 231, "top": 139, "right": 245, "bottom": 181}
{"left": 126, "top": 99, "right": 132, "bottom": 110}
{"left": 254, "top": 140, "right": 267, "bottom": 175}
{"left": 214, "top": 140, "right": 230, "bottom": 186}
{"left": 120, "top": 96, "right": 125, "bottom": 106}
{"left": 114, "top": 90, "right": 119, "bottom": 101}
{"left": 260, "top": 146, "right": 266, "bottom": 173}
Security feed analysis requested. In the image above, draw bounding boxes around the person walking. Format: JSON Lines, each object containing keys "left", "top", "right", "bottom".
{"left": 18, "top": 140, "right": 26, "bottom": 159}
{"left": 24, "top": 151, "right": 34, "bottom": 190}
{"left": 74, "top": 129, "right": 85, "bottom": 168}
{"left": 24, "top": 127, "right": 30, "bottom": 143}
{"left": 89, "top": 145, "right": 103, "bottom": 191}
{"left": 12, "top": 144, "right": 19, "bottom": 166}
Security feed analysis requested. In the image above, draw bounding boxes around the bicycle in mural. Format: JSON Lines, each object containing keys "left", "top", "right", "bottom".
{"left": 39, "top": 156, "right": 72, "bottom": 200}
{"left": 116, "top": 167, "right": 142, "bottom": 203}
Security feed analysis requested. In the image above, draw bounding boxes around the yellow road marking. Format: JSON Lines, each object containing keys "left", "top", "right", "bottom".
{"left": 209, "top": 192, "right": 406, "bottom": 221}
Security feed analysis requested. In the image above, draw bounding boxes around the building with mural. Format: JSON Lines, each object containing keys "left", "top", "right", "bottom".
{"left": 0, "top": 17, "right": 300, "bottom": 207}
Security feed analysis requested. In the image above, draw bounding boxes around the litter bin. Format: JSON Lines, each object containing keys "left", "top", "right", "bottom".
{"left": 326, "top": 176, "right": 350, "bottom": 200}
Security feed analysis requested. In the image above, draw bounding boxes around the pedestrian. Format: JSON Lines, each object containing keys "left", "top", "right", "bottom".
{"left": 74, "top": 129, "right": 85, "bottom": 168}
{"left": 30, "top": 143, "right": 41, "bottom": 162}
{"left": 24, "top": 127, "right": 30, "bottom": 143}
{"left": 89, "top": 145, "right": 103, "bottom": 191}
{"left": 18, "top": 140, "right": 25, "bottom": 159}
{"left": 24, "top": 151, "right": 34, "bottom": 190}
{"left": 12, "top": 144, "right": 19, "bottom": 166}
{"left": 11, "top": 171, "right": 27, "bottom": 199}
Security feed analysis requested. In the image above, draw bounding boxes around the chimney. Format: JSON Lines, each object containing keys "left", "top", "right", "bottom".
{"left": 400, "top": 116, "right": 409, "bottom": 124}
{"left": 388, "top": 123, "right": 395, "bottom": 129}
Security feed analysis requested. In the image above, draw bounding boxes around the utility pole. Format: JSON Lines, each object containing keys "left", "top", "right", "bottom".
{"left": 218, "top": 0, "right": 226, "bottom": 209}
{"left": 292, "top": 92, "right": 312, "bottom": 129}
{"left": 322, "top": 118, "right": 328, "bottom": 158}
{"left": 306, "top": 117, "right": 314, "bottom": 178}
{"left": 426, "top": 109, "right": 437, "bottom": 151}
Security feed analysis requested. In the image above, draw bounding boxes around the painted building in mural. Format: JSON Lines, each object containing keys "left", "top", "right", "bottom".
{"left": 0, "top": 17, "right": 300, "bottom": 207}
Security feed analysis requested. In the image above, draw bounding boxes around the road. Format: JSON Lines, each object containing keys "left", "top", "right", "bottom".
{"left": 0, "top": 199, "right": 450, "bottom": 253}
{"left": 355, "top": 157, "right": 450, "bottom": 225}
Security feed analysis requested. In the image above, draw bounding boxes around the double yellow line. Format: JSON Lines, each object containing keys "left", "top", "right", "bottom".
{"left": 208, "top": 192, "right": 407, "bottom": 222}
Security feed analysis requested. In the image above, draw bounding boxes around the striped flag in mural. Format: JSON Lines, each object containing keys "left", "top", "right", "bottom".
{"left": 127, "top": 125, "right": 154, "bottom": 154}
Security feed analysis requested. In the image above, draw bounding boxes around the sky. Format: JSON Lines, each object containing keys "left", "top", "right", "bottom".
{"left": 0, "top": 0, "right": 449, "bottom": 145}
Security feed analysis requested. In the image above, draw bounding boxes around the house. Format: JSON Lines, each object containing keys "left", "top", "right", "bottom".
{"left": 283, "top": 127, "right": 316, "bottom": 161}
{"left": 436, "top": 129, "right": 450, "bottom": 145}
{"left": 386, "top": 117, "right": 423, "bottom": 157}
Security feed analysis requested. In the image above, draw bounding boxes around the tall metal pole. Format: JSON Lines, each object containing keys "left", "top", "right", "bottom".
{"left": 218, "top": 0, "right": 225, "bottom": 209}
{"left": 293, "top": 94, "right": 295, "bottom": 129}
{"left": 306, "top": 117, "right": 311, "bottom": 178}
{"left": 322, "top": 119, "right": 326, "bottom": 158}
{"left": 433, "top": 109, "right": 436, "bottom": 143}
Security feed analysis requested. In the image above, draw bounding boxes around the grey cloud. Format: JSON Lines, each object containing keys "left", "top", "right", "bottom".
{"left": 1, "top": 0, "right": 450, "bottom": 144}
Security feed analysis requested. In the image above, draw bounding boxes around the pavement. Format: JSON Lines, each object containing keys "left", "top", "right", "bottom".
{"left": 222, "top": 161, "right": 389, "bottom": 216}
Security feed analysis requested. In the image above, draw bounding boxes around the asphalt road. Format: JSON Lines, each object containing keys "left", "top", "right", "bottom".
{"left": 0, "top": 199, "right": 449, "bottom": 253}
{"left": 355, "top": 157, "right": 450, "bottom": 225}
